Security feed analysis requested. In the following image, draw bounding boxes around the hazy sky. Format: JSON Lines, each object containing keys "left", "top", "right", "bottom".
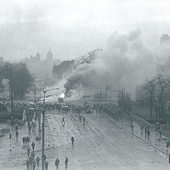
{"left": 0, "top": 0, "right": 170, "bottom": 61}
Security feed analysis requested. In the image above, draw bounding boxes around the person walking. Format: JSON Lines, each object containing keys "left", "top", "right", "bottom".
{"left": 145, "top": 128, "right": 147, "bottom": 138}
{"left": 55, "top": 158, "right": 60, "bottom": 170}
{"left": 83, "top": 117, "right": 86, "bottom": 125}
{"left": 27, "top": 147, "right": 31, "bottom": 157}
{"left": 16, "top": 131, "right": 19, "bottom": 139}
{"left": 15, "top": 124, "right": 18, "bottom": 132}
{"left": 29, "top": 156, "right": 33, "bottom": 168}
{"left": 45, "top": 161, "right": 49, "bottom": 170}
{"left": 31, "top": 151, "right": 35, "bottom": 160}
{"left": 43, "top": 154, "right": 47, "bottom": 162}
{"left": 31, "top": 141, "right": 35, "bottom": 151}
{"left": 65, "top": 157, "right": 68, "bottom": 169}
{"left": 26, "top": 159, "right": 29, "bottom": 170}
{"left": 36, "top": 156, "right": 40, "bottom": 167}
{"left": 147, "top": 129, "right": 150, "bottom": 139}
{"left": 159, "top": 130, "right": 162, "bottom": 138}
{"left": 32, "top": 159, "right": 36, "bottom": 170}
{"left": 131, "top": 124, "right": 134, "bottom": 134}
{"left": 28, "top": 124, "right": 31, "bottom": 134}
{"left": 71, "top": 136, "right": 74, "bottom": 146}
{"left": 62, "top": 118, "right": 65, "bottom": 127}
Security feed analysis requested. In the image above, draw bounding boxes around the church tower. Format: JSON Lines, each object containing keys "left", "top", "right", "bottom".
{"left": 46, "top": 48, "right": 53, "bottom": 61}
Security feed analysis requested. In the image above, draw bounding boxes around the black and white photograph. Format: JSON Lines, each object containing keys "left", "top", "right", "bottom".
{"left": 0, "top": 0, "right": 170, "bottom": 170}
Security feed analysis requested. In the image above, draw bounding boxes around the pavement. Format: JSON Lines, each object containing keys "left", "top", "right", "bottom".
{"left": 110, "top": 112, "right": 170, "bottom": 157}
{"left": 0, "top": 109, "right": 170, "bottom": 170}
{"left": 0, "top": 115, "right": 54, "bottom": 170}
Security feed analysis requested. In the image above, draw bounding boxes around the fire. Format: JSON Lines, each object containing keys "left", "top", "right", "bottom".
{"left": 59, "top": 93, "right": 65, "bottom": 98}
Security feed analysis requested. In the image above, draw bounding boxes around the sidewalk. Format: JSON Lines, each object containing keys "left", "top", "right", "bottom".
{"left": 0, "top": 116, "right": 54, "bottom": 169}
{"left": 104, "top": 112, "right": 170, "bottom": 159}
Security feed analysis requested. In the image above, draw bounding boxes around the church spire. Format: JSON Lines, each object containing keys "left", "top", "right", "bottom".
{"left": 47, "top": 47, "right": 53, "bottom": 61}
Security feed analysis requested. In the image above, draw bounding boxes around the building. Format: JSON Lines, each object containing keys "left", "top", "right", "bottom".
{"left": 53, "top": 60, "right": 75, "bottom": 80}
{"left": 160, "top": 34, "right": 170, "bottom": 44}
{"left": 23, "top": 48, "right": 61, "bottom": 81}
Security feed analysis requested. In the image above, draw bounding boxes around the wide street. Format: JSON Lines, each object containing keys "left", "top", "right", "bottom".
{"left": 0, "top": 109, "right": 170, "bottom": 170}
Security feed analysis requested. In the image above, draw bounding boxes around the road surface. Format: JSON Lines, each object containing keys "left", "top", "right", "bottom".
{"left": 0, "top": 109, "right": 170, "bottom": 170}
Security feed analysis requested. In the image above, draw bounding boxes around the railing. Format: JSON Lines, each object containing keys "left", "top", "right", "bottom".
{"left": 129, "top": 112, "right": 153, "bottom": 128}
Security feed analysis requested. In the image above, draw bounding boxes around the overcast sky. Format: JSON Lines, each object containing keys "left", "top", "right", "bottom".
{"left": 0, "top": 0, "right": 170, "bottom": 61}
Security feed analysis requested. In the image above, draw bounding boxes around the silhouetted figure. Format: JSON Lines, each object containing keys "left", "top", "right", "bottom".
{"left": 15, "top": 124, "right": 18, "bottom": 132}
{"left": 45, "top": 161, "right": 48, "bottom": 170}
{"left": 83, "top": 117, "right": 86, "bottom": 125}
{"left": 160, "top": 130, "right": 162, "bottom": 138}
{"left": 71, "top": 136, "right": 74, "bottom": 146}
{"left": 65, "top": 157, "right": 68, "bottom": 169}
{"left": 31, "top": 151, "right": 35, "bottom": 160}
{"left": 36, "top": 156, "right": 40, "bottom": 167}
{"left": 62, "top": 118, "right": 65, "bottom": 127}
{"left": 31, "top": 141, "right": 35, "bottom": 151}
{"left": 131, "top": 124, "right": 134, "bottom": 133}
{"left": 145, "top": 128, "right": 147, "bottom": 138}
{"left": 43, "top": 154, "right": 47, "bottom": 162}
{"left": 28, "top": 124, "right": 31, "bottom": 133}
{"left": 32, "top": 159, "right": 36, "bottom": 170}
{"left": 29, "top": 156, "right": 33, "bottom": 168}
{"left": 16, "top": 131, "right": 19, "bottom": 138}
{"left": 147, "top": 129, "right": 150, "bottom": 139}
{"left": 27, "top": 147, "right": 31, "bottom": 157}
{"left": 26, "top": 160, "right": 29, "bottom": 170}
{"left": 55, "top": 158, "right": 60, "bottom": 170}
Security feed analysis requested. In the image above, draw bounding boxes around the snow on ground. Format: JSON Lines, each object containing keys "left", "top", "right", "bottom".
{"left": 0, "top": 109, "right": 170, "bottom": 170}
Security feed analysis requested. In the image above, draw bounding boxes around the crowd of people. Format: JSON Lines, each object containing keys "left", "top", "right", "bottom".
{"left": 9, "top": 101, "right": 132, "bottom": 170}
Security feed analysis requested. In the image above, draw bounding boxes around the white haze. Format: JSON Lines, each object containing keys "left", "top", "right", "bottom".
{"left": 0, "top": 0, "right": 170, "bottom": 61}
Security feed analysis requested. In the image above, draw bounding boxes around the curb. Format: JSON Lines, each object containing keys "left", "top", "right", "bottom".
{"left": 104, "top": 113, "right": 169, "bottom": 157}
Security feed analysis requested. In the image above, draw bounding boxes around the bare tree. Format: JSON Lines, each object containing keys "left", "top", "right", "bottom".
{"left": 75, "top": 49, "right": 102, "bottom": 67}
{"left": 142, "top": 79, "right": 156, "bottom": 117}
{"left": 135, "top": 84, "right": 146, "bottom": 105}
{"left": 154, "top": 74, "right": 170, "bottom": 120}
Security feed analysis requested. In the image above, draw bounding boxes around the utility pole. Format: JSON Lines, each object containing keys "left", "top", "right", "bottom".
{"left": 100, "top": 89, "right": 101, "bottom": 104}
{"left": 41, "top": 87, "right": 59, "bottom": 170}
{"left": 2, "top": 86, "right": 4, "bottom": 105}
{"left": 34, "top": 84, "right": 37, "bottom": 104}
{"left": 122, "top": 89, "right": 124, "bottom": 110}
{"left": 10, "top": 65, "right": 13, "bottom": 125}
{"left": 105, "top": 86, "right": 107, "bottom": 101}
{"left": 38, "top": 109, "right": 41, "bottom": 133}
{"left": 42, "top": 90, "right": 46, "bottom": 170}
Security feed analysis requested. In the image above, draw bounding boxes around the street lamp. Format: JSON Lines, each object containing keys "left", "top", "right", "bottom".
{"left": 41, "top": 87, "right": 59, "bottom": 170}
{"left": 93, "top": 85, "right": 98, "bottom": 100}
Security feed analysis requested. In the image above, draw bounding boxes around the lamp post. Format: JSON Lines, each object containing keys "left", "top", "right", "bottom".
{"left": 41, "top": 87, "right": 59, "bottom": 170}
{"left": 9, "top": 65, "right": 14, "bottom": 125}
{"left": 93, "top": 85, "right": 98, "bottom": 100}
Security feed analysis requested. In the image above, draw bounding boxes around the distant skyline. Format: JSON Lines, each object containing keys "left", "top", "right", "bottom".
{"left": 0, "top": 0, "right": 170, "bottom": 61}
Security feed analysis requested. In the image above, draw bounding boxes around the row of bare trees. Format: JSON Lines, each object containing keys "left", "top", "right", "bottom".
{"left": 74, "top": 49, "right": 102, "bottom": 67}
{"left": 136, "top": 74, "right": 170, "bottom": 120}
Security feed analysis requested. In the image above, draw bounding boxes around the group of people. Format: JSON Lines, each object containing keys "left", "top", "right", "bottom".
{"left": 144, "top": 127, "right": 150, "bottom": 139}
{"left": 25, "top": 136, "right": 73, "bottom": 170}
{"left": 26, "top": 145, "right": 41, "bottom": 170}
{"left": 55, "top": 157, "right": 69, "bottom": 170}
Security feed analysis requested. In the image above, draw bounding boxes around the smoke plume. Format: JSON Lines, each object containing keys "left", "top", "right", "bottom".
{"left": 64, "top": 29, "right": 170, "bottom": 99}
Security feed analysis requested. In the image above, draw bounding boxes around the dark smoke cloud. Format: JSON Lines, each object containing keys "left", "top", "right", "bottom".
{"left": 64, "top": 64, "right": 96, "bottom": 91}
{"left": 64, "top": 29, "right": 157, "bottom": 98}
